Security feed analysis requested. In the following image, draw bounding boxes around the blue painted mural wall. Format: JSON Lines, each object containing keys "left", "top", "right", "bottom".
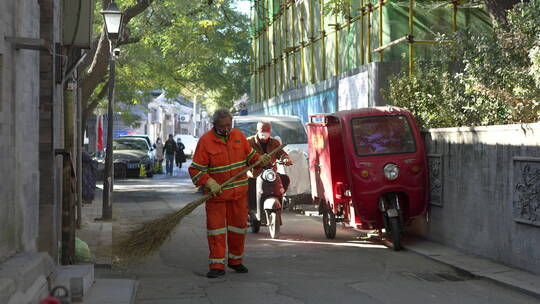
{"left": 251, "top": 89, "right": 337, "bottom": 123}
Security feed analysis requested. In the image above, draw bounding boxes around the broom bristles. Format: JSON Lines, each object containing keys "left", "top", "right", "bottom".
{"left": 113, "top": 194, "right": 211, "bottom": 263}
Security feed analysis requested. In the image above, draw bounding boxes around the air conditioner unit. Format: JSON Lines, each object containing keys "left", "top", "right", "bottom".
{"left": 178, "top": 114, "right": 190, "bottom": 123}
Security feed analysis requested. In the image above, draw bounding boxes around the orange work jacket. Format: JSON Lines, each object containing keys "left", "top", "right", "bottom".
{"left": 189, "top": 129, "right": 260, "bottom": 202}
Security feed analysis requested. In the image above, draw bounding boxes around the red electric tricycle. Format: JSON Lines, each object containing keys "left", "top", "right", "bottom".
{"left": 306, "top": 106, "right": 429, "bottom": 250}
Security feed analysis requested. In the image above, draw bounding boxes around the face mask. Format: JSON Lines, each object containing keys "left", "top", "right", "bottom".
{"left": 259, "top": 132, "right": 270, "bottom": 140}
{"left": 216, "top": 129, "right": 229, "bottom": 137}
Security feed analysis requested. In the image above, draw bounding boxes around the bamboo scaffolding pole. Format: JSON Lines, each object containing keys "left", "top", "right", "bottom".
{"left": 372, "top": 35, "right": 408, "bottom": 53}
{"left": 300, "top": 14, "right": 306, "bottom": 83}
{"left": 292, "top": 2, "right": 298, "bottom": 86}
{"left": 360, "top": 0, "right": 365, "bottom": 65}
{"left": 284, "top": 2, "right": 290, "bottom": 90}
{"left": 367, "top": 3, "right": 372, "bottom": 63}
{"left": 279, "top": 19, "right": 285, "bottom": 92}
{"left": 334, "top": 17, "right": 339, "bottom": 76}
{"left": 408, "top": 0, "right": 414, "bottom": 77}
{"left": 321, "top": 0, "right": 326, "bottom": 81}
{"left": 378, "top": 0, "right": 384, "bottom": 61}
{"left": 310, "top": 0, "right": 316, "bottom": 83}
{"left": 273, "top": 24, "right": 278, "bottom": 96}
{"left": 263, "top": 28, "right": 267, "bottom": 99}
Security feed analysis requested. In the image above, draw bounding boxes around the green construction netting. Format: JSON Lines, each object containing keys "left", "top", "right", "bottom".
{"left": 250, "top": 0, "right": 492, "bottom": 101}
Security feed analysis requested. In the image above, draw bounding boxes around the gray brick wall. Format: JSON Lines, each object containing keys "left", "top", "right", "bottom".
{"left": 0, "top": 0, "right": 41, "bottom": 260}
{"left": 412, "top": 123, "right": 540, "bottom": 275}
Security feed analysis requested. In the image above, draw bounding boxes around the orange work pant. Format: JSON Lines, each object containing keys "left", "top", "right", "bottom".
{"left": 205, "top": 196, "right": 248, "bottom": 270}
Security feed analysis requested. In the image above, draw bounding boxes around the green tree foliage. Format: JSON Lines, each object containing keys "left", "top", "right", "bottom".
{"left": 383, "top": 0, "right": 540, "bottom": 128}
{"left": 87, "top": 0, "right": 249, "bottom": 122}
{"left": 116, "top": 0, "right": 250, "bottom": 110}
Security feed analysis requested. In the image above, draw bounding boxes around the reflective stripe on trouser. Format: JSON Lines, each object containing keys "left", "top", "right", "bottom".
{"left": 205, "top": 196, "right": 248, "bottom": 270}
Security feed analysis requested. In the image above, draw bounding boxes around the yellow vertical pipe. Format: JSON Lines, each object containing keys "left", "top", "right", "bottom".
{"left": 408, "top": 0, "right": 414, "bottom": 77}
{"left": 292, "top": 2, "right": 298, "bottom": 86}
{"left": 378, "top": 0, "right": 383, "bottom": 62}
{"left": 334, "top": 15, "right": 339, "bottom": 76}
{"left": 279, "top": 16, "right": 284, "bottom": 92}
{"left": 367, "top": 3, "right": 372, "bottom": 63}
{"left": 321, "top": 0, "right": 326, "bottom": 81}
{"left": 263, "top": 27, "right": 268, "bottom": 99}
{"left": 310, "top": 0, "right": 315, "bottom": 83}
{"left": 360, "top": 0, "right": 365, "bottom": 65}
{"left": 300, "top": 14, "right": 306, "bottom": 83}
{"left": 284, "top": 2, "right": 289, "bottom": 90}
{"left": 273, "top": 23, "right": 278, "bottom": 96}
{"left": 347, "top": 5, "right": 351, "bottom": 71}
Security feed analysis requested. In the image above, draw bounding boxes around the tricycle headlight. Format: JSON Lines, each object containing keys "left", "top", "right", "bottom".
{"left": 262, "top": 169, "right": 277, "bottom": 182}
{"left": 383, "top": 163, "right": 399, "bottom": 180}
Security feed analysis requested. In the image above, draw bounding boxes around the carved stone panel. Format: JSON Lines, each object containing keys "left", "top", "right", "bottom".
{"left": 512, "top": 158, "right": 540, "bottom": 227}
{"left": 428, "top": 154, "right": 443, "bottom": 207}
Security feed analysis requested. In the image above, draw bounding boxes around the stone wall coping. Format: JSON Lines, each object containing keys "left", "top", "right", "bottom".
{"left": 423, "top": 122, "right": 540, "bottom": 134}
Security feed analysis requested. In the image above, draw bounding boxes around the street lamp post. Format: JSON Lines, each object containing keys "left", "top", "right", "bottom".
{"left": 101, "top": 1, "right": 124, "bottom": 220}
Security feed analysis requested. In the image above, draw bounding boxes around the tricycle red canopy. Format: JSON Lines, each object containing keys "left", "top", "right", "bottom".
{"left": 307, "top": 106, "right": 429, "bottom": 250}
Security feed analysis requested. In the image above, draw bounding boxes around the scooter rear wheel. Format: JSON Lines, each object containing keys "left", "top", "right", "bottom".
{"left": 268, "top": 212, "right": 280, "bottom": 239}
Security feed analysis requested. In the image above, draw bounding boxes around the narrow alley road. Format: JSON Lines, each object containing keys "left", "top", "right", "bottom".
{"left": 105, "top": 164, "right": 540, "bottom": 304}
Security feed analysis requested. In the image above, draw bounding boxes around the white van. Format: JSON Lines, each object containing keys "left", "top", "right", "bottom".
{"left": 232, "top": 115, "right": 308, "bottom": 154}
{"left": 233, "top": 115, "right": 310, "bottom": 196}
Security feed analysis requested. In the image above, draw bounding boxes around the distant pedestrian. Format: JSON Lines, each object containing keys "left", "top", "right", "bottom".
{"left": 154, "top": 137, "right": 164, "bottom": 173}
{"left": 175, "top": 138, "right": 186, "bottom": 170}
{"left": 164, "top": 134, "right": 177, "bottom": 175}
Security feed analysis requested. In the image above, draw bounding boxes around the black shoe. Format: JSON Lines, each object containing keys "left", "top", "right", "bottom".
{"left": 228, "top": 264, "right": 248, "bottom": 273}
{"left": 206, "top": 269, "right": 225, "bottom": 278}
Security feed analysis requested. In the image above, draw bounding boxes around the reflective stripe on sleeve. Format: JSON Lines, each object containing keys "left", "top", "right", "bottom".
{"left": 191, "top": 171, "right": 205, "bottom": 184}
{"left": 222, "top": 179, "right": 249, "bottom": 190}
{"left": 190, "top": 162, "right": 208, "bottom": 171}
{"left": 208, "top": 161, "right": 246, "bottom": 174}
{"left": 247, "top": 148, "right": 256, "bottom": 162}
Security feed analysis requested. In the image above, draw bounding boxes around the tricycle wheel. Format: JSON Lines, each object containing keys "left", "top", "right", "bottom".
{"left": 322, "top": 206, "right": 336, "bottom": 239}
{"left": 389, "top": 217, "right": 402, "bottom": 251}
{"left": 268, "top": 211, "right": 280, "bottom": 239}
{"left": 249, "top": 214, "right": 261, "bottom": 233}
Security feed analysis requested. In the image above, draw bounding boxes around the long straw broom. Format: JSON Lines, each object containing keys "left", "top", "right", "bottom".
{"left": 113, "top": 144, "right": 286, "bottom": 263}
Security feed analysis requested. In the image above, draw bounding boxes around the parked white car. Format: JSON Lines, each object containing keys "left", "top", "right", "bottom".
{"left": 174, "top": 134, "right": 199, "bottom": 157}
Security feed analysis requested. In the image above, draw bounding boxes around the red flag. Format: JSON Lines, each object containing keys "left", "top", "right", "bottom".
{"left": 97, "top": 116, "right": 103, "bottom": 151}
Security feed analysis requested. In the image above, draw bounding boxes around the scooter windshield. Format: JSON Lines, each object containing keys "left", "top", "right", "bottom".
{"left": 351, "top": 115, "right": 417, "bottom": 156}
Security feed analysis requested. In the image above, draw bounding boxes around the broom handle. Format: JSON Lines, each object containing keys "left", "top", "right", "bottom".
{"left": 217, "top": 143, "right": 287, "bottom": 189}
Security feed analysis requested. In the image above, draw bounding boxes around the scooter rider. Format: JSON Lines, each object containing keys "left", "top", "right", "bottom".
{"left": 247, "top": 121, "right": 293, "bottom": 199}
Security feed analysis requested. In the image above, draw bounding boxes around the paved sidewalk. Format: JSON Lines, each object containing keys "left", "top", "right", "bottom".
{"left": 77, "top": 186, "right": 138, "bottom": 304}
{"left": 78, "top": 188, "right": 112, "bottom": 265}
{"left": 406, "top": 238, "right": 540, "bottom": 299}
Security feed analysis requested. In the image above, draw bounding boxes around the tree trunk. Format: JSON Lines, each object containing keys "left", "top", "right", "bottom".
{"left": 79, "top": 0, "right": 158, "bottom": 137}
